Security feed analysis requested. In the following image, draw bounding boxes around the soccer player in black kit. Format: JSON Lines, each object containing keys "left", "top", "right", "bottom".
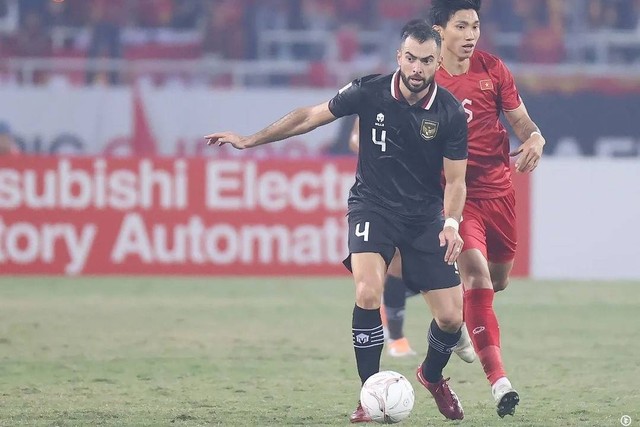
{"left": 205, "top": 20, "right": 468, "bottom": 423}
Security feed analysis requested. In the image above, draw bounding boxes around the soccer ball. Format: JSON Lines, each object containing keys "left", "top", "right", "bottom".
{"left": 360, "top": 370, "right": 415, "bottom": 424}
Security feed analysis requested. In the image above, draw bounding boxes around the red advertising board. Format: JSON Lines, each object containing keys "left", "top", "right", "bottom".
{"left": 0, "top": 157, "right": 356, "bottom": 275}
{"left": 0, "top": 156, "right": 530, "bottom": 277}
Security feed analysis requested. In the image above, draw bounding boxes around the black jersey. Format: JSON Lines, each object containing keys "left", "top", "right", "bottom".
{"left": 329, "top": 71, "right": 468, "bottom": 219}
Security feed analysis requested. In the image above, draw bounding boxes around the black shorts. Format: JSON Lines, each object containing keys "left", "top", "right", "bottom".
{"left": 343, "top": 204, "right": 460, "bottom": 293}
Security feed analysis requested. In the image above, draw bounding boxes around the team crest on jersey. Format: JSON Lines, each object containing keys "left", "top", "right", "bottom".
{"left": 480, "top": 79, "right": 494, "bottom": 90}
{"left": 420, "top": 119, "right": 439, "bottom": 141}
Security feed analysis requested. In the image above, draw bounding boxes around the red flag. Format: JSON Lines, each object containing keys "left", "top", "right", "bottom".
{"left": 131, "top": 88, "right": 157, "bottom": 155}
{"left": 479, "top": 79, "right": 494, "bottom": 91}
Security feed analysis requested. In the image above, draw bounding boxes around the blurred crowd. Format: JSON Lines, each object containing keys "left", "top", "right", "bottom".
{"left": 0, "top": 0, "right": 639, "bottom": 86}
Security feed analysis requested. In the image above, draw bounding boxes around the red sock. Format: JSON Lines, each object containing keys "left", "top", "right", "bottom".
{"left": 464, "top": 288, "right": 506, "bottom": 385}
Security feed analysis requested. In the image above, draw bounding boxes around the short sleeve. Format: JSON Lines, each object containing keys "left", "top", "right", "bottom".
{"left": 328, "top": 79, "right": 363, "bottom": 118}
{"left": 443, "top": 104, "right": 468, "bottom": 160}
{"left": 496, "top": 59, "right": 522, "bottom": 111}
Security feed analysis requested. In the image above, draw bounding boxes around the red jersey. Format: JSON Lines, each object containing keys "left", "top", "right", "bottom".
{"left": 436, "top": 50, "right": 521, "bottom": 199}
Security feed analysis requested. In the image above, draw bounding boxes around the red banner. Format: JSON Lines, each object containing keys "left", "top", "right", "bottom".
{"left": 0, "top": 157, "right": 356, "bottom": 275}
{"left": 0, "top": 157, "right": 530, "bottom": 277}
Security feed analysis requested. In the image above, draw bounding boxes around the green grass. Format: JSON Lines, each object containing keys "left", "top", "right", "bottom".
{"left": 0, "top": 277, "right": 638, "bottom": 426}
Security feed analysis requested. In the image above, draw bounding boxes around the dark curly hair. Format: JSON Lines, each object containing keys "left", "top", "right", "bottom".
{"left": 400, "top": 19, "right": 441, "bottom": 48}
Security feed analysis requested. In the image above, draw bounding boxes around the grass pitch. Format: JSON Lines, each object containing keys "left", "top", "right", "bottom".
{"left": 0, "top": 277, "right": 638, "bottom": 426}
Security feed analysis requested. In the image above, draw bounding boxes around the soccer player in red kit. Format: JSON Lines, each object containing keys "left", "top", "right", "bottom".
{"left": 430, "top": 0, "right": 545, "bottom": 417}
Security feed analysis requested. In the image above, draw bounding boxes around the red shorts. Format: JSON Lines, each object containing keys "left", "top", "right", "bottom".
{"left": 460, "top": 190, "right": 517, "bottom": 263}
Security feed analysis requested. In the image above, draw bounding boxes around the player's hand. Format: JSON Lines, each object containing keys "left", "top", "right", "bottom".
{"left": 204, "top": 132, "right": 252, "bottom": 150}
{"left": 439, "top": 226, "right": 464, "bottom": 265}
{"left": 509, "top": 133, "right": 545, "bottom": 173}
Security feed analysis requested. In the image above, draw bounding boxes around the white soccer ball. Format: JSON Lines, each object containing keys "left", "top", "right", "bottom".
{"left": 360, "top": 370, "right": 415, "bottom": 424}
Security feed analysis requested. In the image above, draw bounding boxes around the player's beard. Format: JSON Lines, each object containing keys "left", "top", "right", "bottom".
{"left": 400, "top": 71, "right": 434, "bottom": 93}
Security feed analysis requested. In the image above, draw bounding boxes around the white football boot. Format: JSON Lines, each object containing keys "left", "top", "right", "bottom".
{"left": 492, "top": 377, "right": 520, "bottom": 417}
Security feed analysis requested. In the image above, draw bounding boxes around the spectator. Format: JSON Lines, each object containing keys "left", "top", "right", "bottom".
{"left": 14, "top": 8, "right": 50, "bottom": 56}
{"left": 300, "top": 0, "right": 336, "bottom": 32}
{"left": 14, "top": 8, "right": 51, "bottom": 84}
{"left": 202, "top": 0, "right": 247, "bottom": 59}
{"left": 474, "top": 0, "right": 498, "bottom": 53}
{"left": 493, "top": 0, "right": 528, "bottom": 32}
{"left": 518, "top": 0, "right": 566, "bottom": 63}
{"left": 377, "top": 0, "right": 426, "bottom": 60}
{"left": 136, "top": 0, "right": 173, "bottom": 28}
{"left": 0, "top": 0, "right": 18, "bottom": 34}
{"left": 86, "top": 0, "right": 125, "bottom": 86}
{"left": 171, "top": 0, "right": 202, "bottom": 29}
{"left": 337, "top": 0, "right": 376, "bottom": 30}
{"left": 47, "top": 0, "right": 91, "bottom": 28}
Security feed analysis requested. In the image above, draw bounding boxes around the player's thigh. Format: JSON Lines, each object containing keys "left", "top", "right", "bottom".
{"left": 399, "top": 218, "right": 460, "bottom": 294}
{"left": 344, "top": 208, "right": 398, "bottom": 270}
{"left": 421, "top": 285, "right": 463, "bottom": 332}
{"left": 460, "top": 200, "right": 488, "bottom": 259}
{"left": 485, "top": 191, "right": 517, "bottom": 264}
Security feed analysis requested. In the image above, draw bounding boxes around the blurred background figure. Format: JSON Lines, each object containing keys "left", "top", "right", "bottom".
{"left": 13, "top": 5, "right": 51, "bottom": 84}
{"left": 85, "top": 0, "right": 125, "bottom": 85}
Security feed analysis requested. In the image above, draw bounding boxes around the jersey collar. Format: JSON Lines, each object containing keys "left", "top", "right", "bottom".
{"left": 390, "top": 69, "right": 438, "bottom": 110}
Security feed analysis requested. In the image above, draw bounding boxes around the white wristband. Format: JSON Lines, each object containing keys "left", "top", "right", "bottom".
{"left": 530, "top": 131, "right": 542, "bottom": 138}
{"left": 444, "top": 217, "right": 459, "bottom": 231}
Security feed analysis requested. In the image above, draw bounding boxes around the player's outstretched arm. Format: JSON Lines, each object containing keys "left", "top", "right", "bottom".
{"left": 204, "top": 101, "right": 338, "bottom": 150}
{"left": 504, "top": 102, "right": 545, "bottom": 173}
{"left": 440, "top": 157, "right": 467, "bottom": 265}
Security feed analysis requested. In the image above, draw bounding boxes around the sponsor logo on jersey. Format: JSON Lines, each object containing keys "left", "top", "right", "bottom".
{"left": 420, "top": 119, "right": 439, "bottom": 141}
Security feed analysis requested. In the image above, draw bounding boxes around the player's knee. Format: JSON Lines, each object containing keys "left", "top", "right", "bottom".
{"left": 355, "top": 280, "right": 382, "bottom": 309}
{"left": 492, "top": 277, "right": 510, "bottom": 292}
{"left": 464, "top": 273, "right": 492, "bottom": 290}
{"left": 434, "top": 313, "right": 463, "bottom": 333}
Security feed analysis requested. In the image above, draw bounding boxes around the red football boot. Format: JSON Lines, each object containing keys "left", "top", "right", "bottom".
{"left": 416, "top": 367, "right": 464, "bottom": 420}
{"left": 349, "top": 401, "right": 372, "bottom": 423}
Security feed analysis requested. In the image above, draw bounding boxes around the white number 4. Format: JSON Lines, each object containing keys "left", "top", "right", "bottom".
{"left": 371, "top": 128, "right": 386, "bottom": 152}
{"left": 355, "top": 222, "right": 370, "bottom": 242}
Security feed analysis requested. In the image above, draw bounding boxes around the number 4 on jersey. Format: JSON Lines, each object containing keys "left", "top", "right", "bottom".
{"left": 355, "top": 222, "right": 370, "bottom": 242}
{"left": 371, "top": 128, "right": 386, "bottom": 152}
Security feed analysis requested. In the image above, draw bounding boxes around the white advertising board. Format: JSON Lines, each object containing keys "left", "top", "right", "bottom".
{"left": 531, "top": 159, "right": 640, "bottom": 280}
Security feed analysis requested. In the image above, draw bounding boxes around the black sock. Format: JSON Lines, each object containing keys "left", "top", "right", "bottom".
{"left": 421, "top": 319, "right": 461, "bottom": 383}
{"left": 385, "top": 306, "right": 405, "bottom": 340}
{"left": 383, "top": 275, "right": 407, "bottom": 340}
{"left": 352, "top": 304, "right": 383, "bottom": 384}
